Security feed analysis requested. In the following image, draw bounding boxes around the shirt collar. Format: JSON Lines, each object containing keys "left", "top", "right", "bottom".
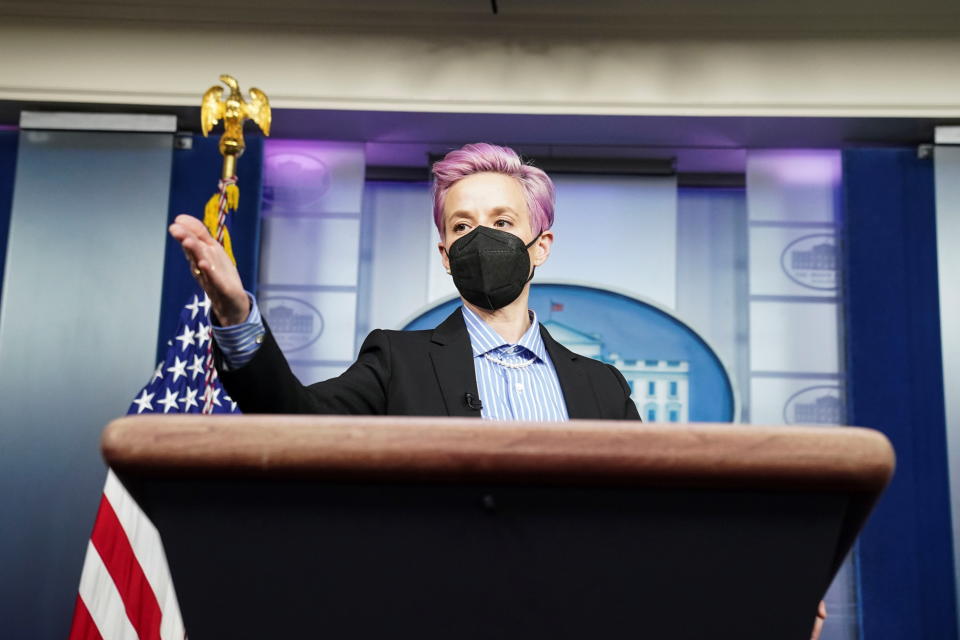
{"left": 460, "top": 305, "right": 547, "bottom": 362}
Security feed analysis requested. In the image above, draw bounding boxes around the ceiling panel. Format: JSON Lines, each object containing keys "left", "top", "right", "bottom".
{"left": 0, "top": 0, "right": 958, "bottom": 34}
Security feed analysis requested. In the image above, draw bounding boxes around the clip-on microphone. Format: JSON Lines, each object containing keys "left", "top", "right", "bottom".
{"left": 464, "top": 393, "right": 483, "bottom": 411}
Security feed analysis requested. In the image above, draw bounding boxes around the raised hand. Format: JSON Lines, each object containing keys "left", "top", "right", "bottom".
{"left": 168, "top": 214, "right": 250, "bottom": 326}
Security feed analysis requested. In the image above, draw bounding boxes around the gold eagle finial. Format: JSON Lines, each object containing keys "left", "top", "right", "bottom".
{"left": 201, "top": 74, "right": 271, "bottom": 178}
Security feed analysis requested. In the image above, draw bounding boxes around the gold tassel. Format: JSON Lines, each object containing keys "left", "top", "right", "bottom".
{"left": 203, "top": 183, "right": 240, "bottom": 266}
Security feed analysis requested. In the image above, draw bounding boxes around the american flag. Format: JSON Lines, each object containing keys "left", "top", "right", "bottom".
{"left": 68, "top": 292, "right": 240, "bottom": 639}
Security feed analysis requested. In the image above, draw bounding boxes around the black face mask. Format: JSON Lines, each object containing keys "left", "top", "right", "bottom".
{"left": 447, "top": 226, "right": 541, "bottom": 311}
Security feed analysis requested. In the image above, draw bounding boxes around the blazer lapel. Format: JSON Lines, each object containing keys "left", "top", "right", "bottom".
{"left": 540, "top": 324, "right": 601, "bottom": 419}
{"left": 428, "top": 308, "right": 482, "bottom": 418}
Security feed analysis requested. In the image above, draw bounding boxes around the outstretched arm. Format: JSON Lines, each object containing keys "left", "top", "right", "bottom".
{"left": 214, "top": 325, "right": 390, "bottom": 415}
{"left": 170, "top": 213, "right": 389, "bottom": 415}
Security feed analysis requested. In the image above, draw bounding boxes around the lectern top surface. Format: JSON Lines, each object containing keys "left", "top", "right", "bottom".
{"left": 102, "top": 415, "right": 893, "bottom": 491}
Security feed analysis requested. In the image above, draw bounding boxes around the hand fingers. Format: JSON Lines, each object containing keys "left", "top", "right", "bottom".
{"left": 194, "top": 257, "right": 218, "bottom": 276}
{"left": 182, "top": 235, "right": 231, "bottom": 293}
{"left": 171, "top": 214, "right": 204, "bottom": 238}
{"left": 176, "top": 235, "right": 225, "bottom": 299}
{"left": 170, "top": 216, "right": 224, "bottom": 275}
{"left": 169, "top": 220, "right": 208, "bottom": 253}
{"left": 178, "top": 235, "right": 209, "bottom": 271}
{"left": 179, "top": 246, "right": 198, "bottom": 274}
{"left": 182, "top": 244, "right": 222, "bottom": 302}
{"left": 173, "top": 213, "right": 207, "bottom": 235}
{"left": 169, "top": 215, "right": 244, "bottom": 314}
{"left": 172, "top": 214, "right": 218, "bottom": 247}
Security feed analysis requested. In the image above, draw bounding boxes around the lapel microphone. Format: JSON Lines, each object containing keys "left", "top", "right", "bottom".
{"left": 464, "top": 393, "right": 483, "bottom": 411}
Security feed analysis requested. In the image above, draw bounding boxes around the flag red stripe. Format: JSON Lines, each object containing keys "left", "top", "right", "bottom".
{"left": 68, "top": 594, "right": 104, "bottom": 640}
{"left": 90, "top": 495, "right": 163, "bottom": 640}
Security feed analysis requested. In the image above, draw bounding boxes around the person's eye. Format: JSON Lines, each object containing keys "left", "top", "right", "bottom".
{"left": 494, "top": 219, "right": 512, "bottom": 228}
{"left": 452, "top": 222, "right": 469, "bottom": 233}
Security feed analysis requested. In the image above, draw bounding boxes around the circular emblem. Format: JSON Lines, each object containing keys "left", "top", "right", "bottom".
{"left": 779, "top": 233, "right": 838, "bottom": 291}
{"left": 402, "top": 283, "right": 737, "bottom": 422}
{"left": 782, "top": 385, "right": 843, "bottom": 425}
{"left": 262, "top": 296, "right": 324, "bottom": 352}
{"left": 262, "top": 151, "right": 331, "bottom": 213}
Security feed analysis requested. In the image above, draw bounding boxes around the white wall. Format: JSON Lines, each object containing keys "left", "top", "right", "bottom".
{"left": 1, "top": 16, "right": 960, "bottom": 117}
{"left": 257, "top": 140, "right": 366, "bottom": 385}
{"left": 544, "top": 175, "right": 678, "bottom": 308}
{"left": 363, "top": 181, "right": 435, "bottom": 333}
{"left": 675, "top": 188, "right": 749, "bottom": 418}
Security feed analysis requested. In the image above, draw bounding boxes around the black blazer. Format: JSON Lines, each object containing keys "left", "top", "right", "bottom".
{"left": 218, "top": 308, "right": 641, "bottom": 420}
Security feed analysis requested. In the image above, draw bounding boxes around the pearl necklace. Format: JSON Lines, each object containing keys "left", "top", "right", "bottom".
{"left": 483, "top": 351, "right": 537, "bottom": 369}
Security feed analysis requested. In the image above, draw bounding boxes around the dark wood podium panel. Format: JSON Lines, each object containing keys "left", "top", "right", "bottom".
{"left": 103, "top": 416, "right": 894, "bottom": 640}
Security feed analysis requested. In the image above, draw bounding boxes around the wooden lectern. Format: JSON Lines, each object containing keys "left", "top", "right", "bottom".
{"left": 103, "top": 416, "right": 894, "bottom": 640}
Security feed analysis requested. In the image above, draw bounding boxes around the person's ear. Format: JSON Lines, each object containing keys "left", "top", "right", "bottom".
{"left": 438, "top": 242, "right": 451, "bottom": 274}
{"left": 532, "top": 230, "right": 554, "bottom": 267}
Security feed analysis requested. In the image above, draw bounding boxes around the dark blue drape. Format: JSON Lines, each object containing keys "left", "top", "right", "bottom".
{"left": 0, "top": 130, "right": 19, "bottom": 304}
{"left": 157, "top": 135, "right": 264, "bottom": 361}
{"left": 843, "top": 148, "right": 957, "bottom": 640}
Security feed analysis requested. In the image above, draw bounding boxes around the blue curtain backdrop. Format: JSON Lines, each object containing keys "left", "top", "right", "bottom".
{"left": 157, "top": 135, "right": 264, "bottom": 361}
{"left": 0, "top": 130, "right": 19, "bottom": 303}
{"left": 843, "top": 148, "right": 957, "bottom": 640}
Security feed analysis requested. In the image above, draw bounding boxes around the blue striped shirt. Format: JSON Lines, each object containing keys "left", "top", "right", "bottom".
{"left": 460, "top": 306, "right": 569, "bottom": 422}
{"left": 210, "top": 293, "right": 264, "bottom": 371}
{"left": 214, "top": 297, "right": 570, "bottom": 421}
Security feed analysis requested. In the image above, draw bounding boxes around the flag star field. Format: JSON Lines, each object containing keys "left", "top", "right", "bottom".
{"left": 128, "top": 293, "right": 239, "bottom": 415}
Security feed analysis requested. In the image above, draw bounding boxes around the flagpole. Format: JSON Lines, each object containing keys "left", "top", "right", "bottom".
{"left": 199, "top": 175, "right": 237, "bottom": 413}
{"left": 198, "top": 74, "right": 271, "bottom": 413}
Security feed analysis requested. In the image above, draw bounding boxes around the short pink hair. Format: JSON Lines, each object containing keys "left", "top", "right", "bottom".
{"left": 431, "top": 143, "right": 555, "bottom": 237}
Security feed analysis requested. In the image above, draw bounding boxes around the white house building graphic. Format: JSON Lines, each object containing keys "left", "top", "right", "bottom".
{"left": 262, "top": 297, "right": 325, "bottom": 352}
{"left": 792, "top": 393, "right": 842, "bottom": 424}
{"left": 268, "top": 303, "right": 314, "bottom": 334}
{"left": 791, "top": 242, "right": 837, "bottom": 271}
{"left": 781, "top": 234, "right": 838, "bottom": 290}
{"left": 542, "top": 320, "right": 690, "bottom": 422}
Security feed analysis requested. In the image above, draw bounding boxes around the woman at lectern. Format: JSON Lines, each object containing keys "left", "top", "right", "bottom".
{"left": 169, "top": 141, "right": 827, "bottom": 639}
{"left": 169, "top": 142, "right": 638, "bottom": 421}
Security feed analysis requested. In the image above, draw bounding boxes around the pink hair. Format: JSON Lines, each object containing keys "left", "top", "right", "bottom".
{"left": 431, "top": 143, "right": 555, "bottom": 237}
